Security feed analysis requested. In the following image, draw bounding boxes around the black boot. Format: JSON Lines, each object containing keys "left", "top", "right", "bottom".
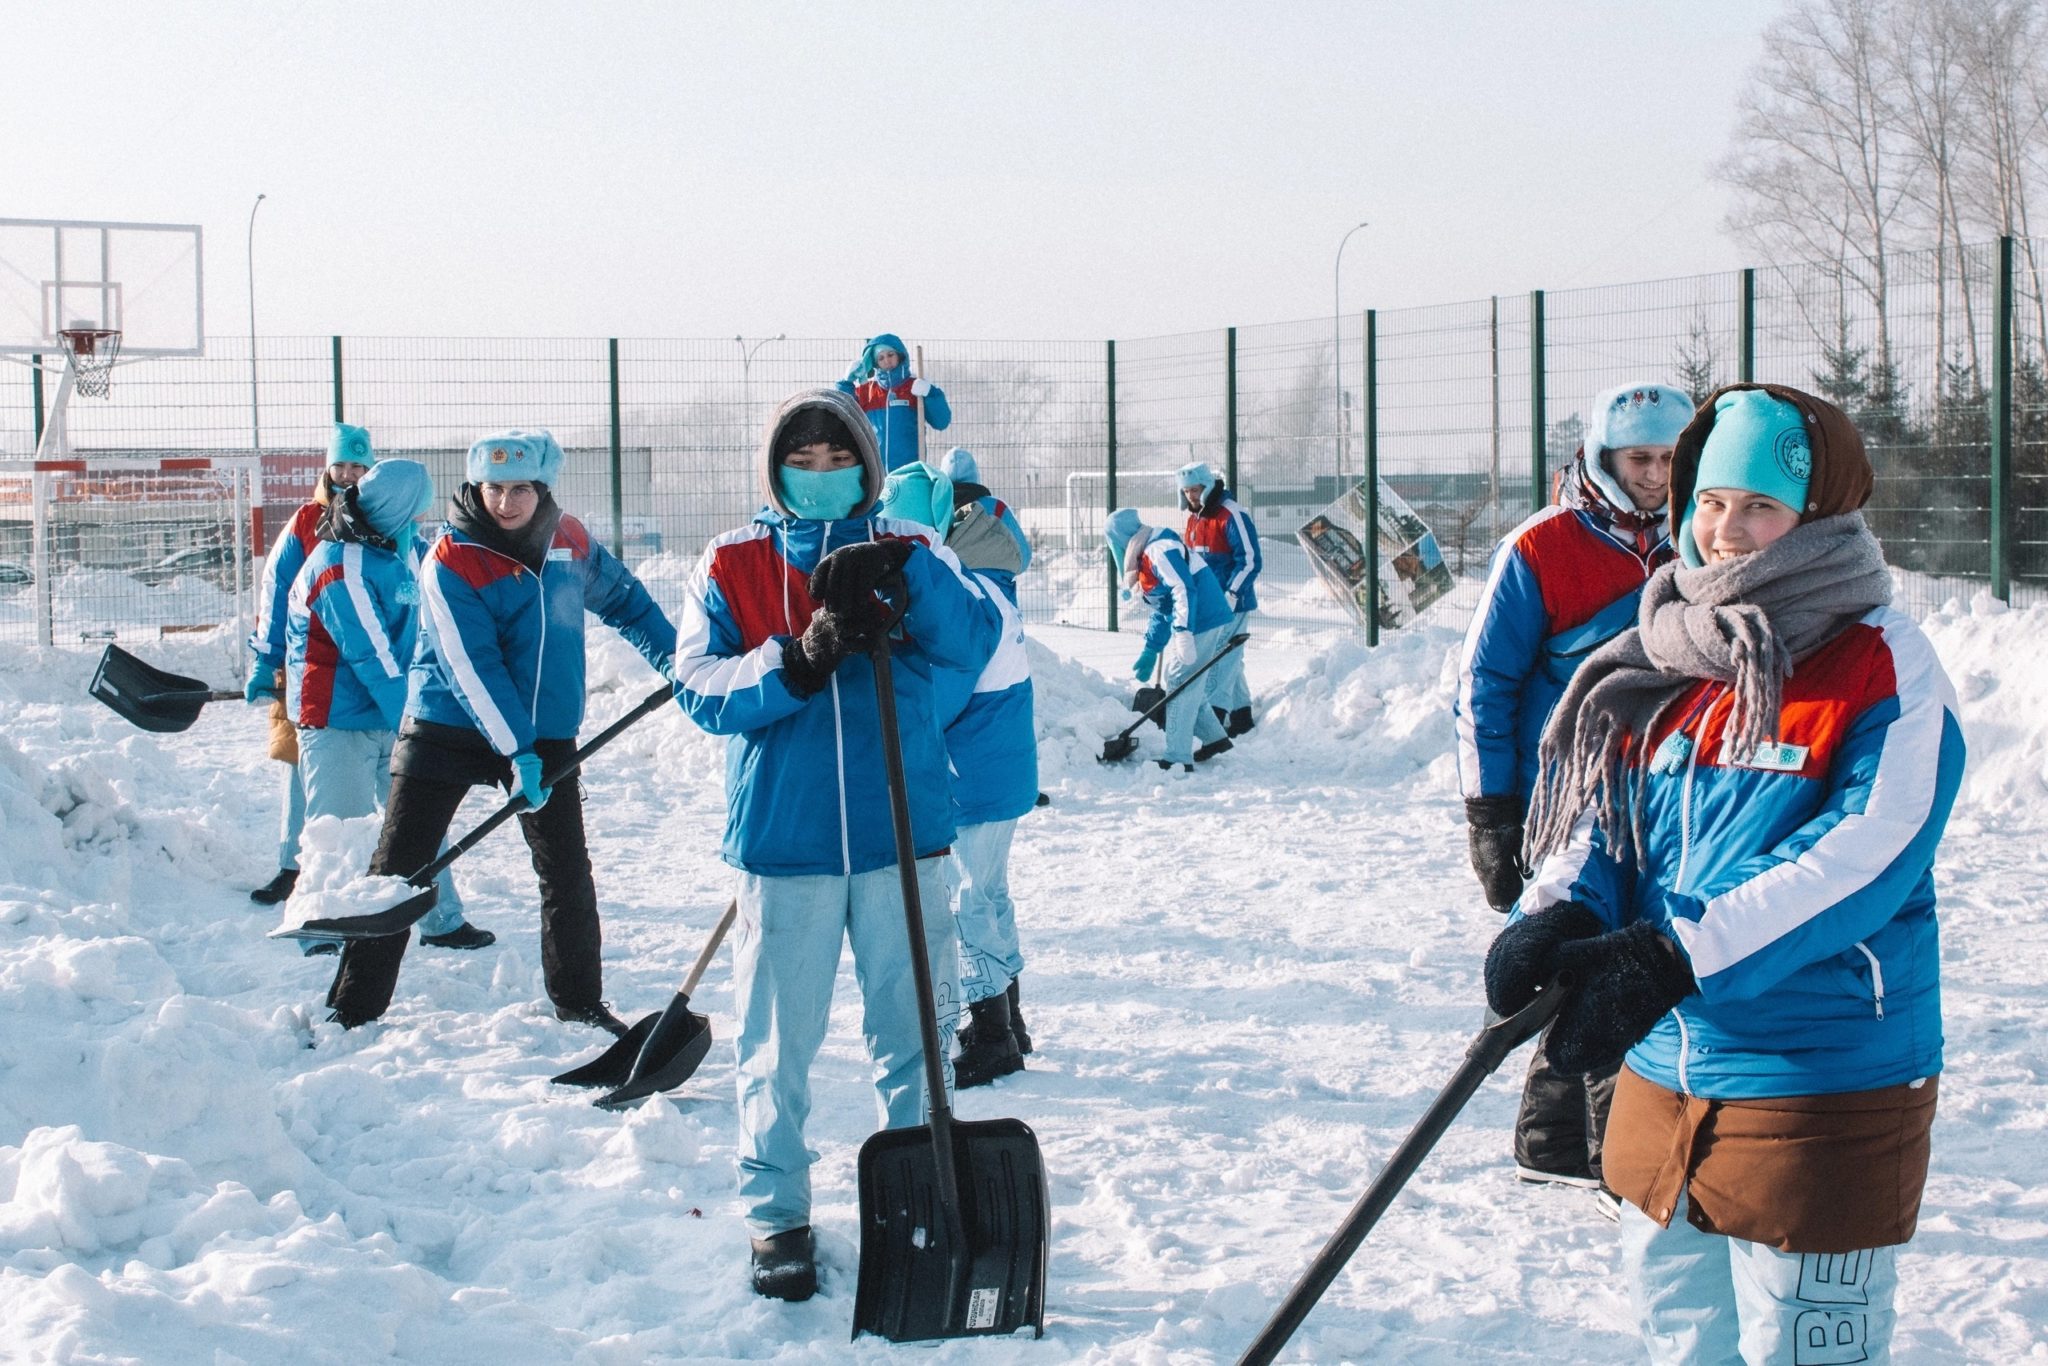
{"left": 555, "top": 1001, "right": 629, "bottom": 1036}
{"left": 1213, "top": 705, "right": 1231, "bottom": 732}
{"left": 1007, "top": 977, "right": 1033, "bottom": 1056}
{"left": 1227, "top": 706, "right": 1254, "bottom": 737}
{"left": 954, "top": 994, "right": 1024, "bottom": 1088}
{"left": 749, "top": 1225, "right": 817, "bottom": 1302}
{"left": 421, "top": 922, "right": 497, "bottom": 950}
{"left": 1193, "top": 737, "right": 1233, "bottom": 762}
{"left": 250, "top": 868, "right": 299, "bottom": 905}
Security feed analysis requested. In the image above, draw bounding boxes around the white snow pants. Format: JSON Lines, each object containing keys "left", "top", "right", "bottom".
{"left": 950, "top": 817, "right": 1023, "bottom": 1005}
{"left": 296, "top": 726, "right": 465, "bottom": 938}
{"left": 1162, "top": 622, "right": 1234, "bottom": 764}
{"left": 1621, "top": 1189, "right": 1899, "bottom": 1364}
{"left": 276, "top": 758, "right": 306, "bottom": 871}
{"left": 732, "top": 859, "right": 961, "bottom": 1238}
{"left": 1213, "top": 609, "right": 1252, "bottom": 713}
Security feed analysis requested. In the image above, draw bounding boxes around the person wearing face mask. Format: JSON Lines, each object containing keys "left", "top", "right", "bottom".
{"left": 245, "top": 423, "right": 377, "bottom": 907}
{"left": 1485, "top": 384, "right": 1964, "bottom": 1364}
{"left": 319, "top": 429, "right": 677, "bottom": 1033}
{"left": 1454, "top": 380, "right": 1693, "bottom": 1198}
{"left": 836, "top": 331, "right": 951, "bottom": 471}
{"left": 669, "top": 389, "right": 999, "bottom": 1303}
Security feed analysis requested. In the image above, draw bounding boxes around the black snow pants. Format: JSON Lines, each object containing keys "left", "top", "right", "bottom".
{"left": 325, "top": 730, "right": 602, "bottom": 1024}
{"left": 1513, "top": 1030, "right": 1620, "bottom": 1184}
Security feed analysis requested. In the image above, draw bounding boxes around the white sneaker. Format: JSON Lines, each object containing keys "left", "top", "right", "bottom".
{"left": 1514, "top": 1164, "right": 1603, "bottom": 1190}
{"left": 1594, "top": 1187, "right": 1624, "bottom": 1222}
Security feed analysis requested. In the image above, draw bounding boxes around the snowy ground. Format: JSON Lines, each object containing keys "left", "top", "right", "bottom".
{"left": 2, "top": 591, "right": 2045, "bottom": 1363}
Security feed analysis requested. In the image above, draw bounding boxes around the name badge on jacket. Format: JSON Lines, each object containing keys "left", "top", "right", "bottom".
{"left": 1720, "top": 739, "right": 1809, "bottom": 772}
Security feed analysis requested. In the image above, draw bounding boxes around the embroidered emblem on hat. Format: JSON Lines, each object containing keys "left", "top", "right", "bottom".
{"left": 342, "top": 433, "right": 369, "bottom": 460}
{"left": 1774, "top": 428, "right": 1812, "bottom": 483}
{"left": 491, "top": 448, "right": 509, "bottom": 464}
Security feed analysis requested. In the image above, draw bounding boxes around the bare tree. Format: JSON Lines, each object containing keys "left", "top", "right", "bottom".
{"left": 1955, "top": 0, "right": 2048, "bottom": 352}
{"left": 1887, "top": 0, "right": 1979, "bottom": 412}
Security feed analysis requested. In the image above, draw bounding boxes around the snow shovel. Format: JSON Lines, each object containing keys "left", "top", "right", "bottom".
{"left": 88, "top": 644, "right": 241, "bottom": 733}
{"left": 1097, "top": 631, "right": 1249, "bottom": 763}
{"left": 1233, "top": 975, "right": 1575, "bottom": 1366}
{"left": 852, "top": 624, "right": 1049, "bottom": 1343}
{"left": 271, "top": 682, "right": 677, "bottom": 943}
{"left": 552, "top": 898, "right": 736, "bottom": 1108}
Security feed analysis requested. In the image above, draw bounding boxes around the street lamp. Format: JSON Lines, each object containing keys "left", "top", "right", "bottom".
{"left": 247, "top": 192, "right": 266, "bottom": 454}
{"left": 734, "top": 333, "right": 784, "bottom": 435}
{"left": 1333, "top": 220, "right": 1369, "bottom": 489}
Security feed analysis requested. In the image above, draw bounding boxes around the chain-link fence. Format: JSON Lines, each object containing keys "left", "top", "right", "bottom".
{"left": 5, "top": 236, "right": 2045, "bottom": 648}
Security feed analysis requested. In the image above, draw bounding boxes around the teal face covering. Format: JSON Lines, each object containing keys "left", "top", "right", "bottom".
{"left": 779, "top": 465, "right": 866, "bottom": 520}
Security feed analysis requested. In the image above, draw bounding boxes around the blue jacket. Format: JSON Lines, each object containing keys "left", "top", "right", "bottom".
{"left": 1129, "top": 529, "right": 1234, "bottom": 652}
{"left": 408, "top": 514, "right": 677, "bottom": 754}
{"left": 933, "top": 570, "right": 1038, "bottom": 827}
{"left": 1455, "top": 485, "right": 1672, "bottom": 802}
{"left": 286, "top": 534, "right": 419, "bottom": 732}
{"left": 1524, "top": 607, "right": 1965, "bottom": 1099}
{"left": 672, "top": 510, "right": 999, "bottom": 877}
{"left": 836, "top": 333, "right": 951, "bottom": 472}
{"left": 1182, "top": 482, "right": 1261, "bottom": 612}
{"left": 250, "top": 501, "right": 325, "bottom": 670}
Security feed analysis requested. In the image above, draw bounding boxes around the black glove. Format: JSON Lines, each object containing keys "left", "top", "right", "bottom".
{"left": 809, "top": 539, "right": 915, "bottom": 620}
{"left": 1543, "top": 921, "right": 1696, "bottom": 1074}
{"left": 1485, "top": 900, "right": 1605, "bottom": 1016}
{"left": 1466, "top": 794, "right": 1530, "bottom": 912}
{"left": 781, "top": 607, "right": 874, "bottom": 698}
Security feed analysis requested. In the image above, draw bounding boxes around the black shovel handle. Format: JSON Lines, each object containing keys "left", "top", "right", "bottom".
{"left": 1109, "top": 632, "right": 1249, "bottom": 746}
{"left": 1236, "top": 976, "right": 1574, "bottom": 1366}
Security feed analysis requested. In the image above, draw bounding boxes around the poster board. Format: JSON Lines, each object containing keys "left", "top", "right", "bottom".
{"left": 1295, "top": 479, "right": 1455, "bottom": 630}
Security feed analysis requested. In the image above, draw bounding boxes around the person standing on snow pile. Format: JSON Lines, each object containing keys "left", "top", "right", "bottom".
{"left": 1485, "top": 383, "right": 1964, "bottom": 1364}
{"left": 245, "top": 422, "right": 374, "bottom": 906}
{"left": 282, "top": 458, "right": 486, "bottom": 955}
{"left": 935, "top": 445, "right": 1032, "bottom": 602}
{"left": 1177, "top": 460, "right": 1261, "bottom": 738}
{"left": 1105, "top": 507, "right": 1236, "bottom": 773}
{"left": 1453, "top": 379, "right": 1692, "bottom": 1200}
{"left": 836, "top": 331, "right": 950, "bottom": 472}
{"left": 320, "top": 429, "right": 678, "bottom": 1032}
{"left": 669, "top": 389, "right": 999, "bottom": 1303}
{"left": 879, "top": 459, "right": 1037, "bottom": 1089}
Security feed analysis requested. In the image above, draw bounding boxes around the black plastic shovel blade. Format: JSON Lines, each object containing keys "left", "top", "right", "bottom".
{"left": 1131, "top": 684, "right": 1166, "bottom": 730}
{"left": 266, "top": 886, "right": 439, "bottom": 943}
{"left": 595, "top": 1006, "right": 713, "bottom": 1111}
{"left": 852, "top": 1116, "right": 1049, "bottom": 1343}
{"left": 552, "top": 1011, "right": 659, "bottom": 1088}
{"left": 1097, "top": 733, "right": 1139, "bottom": 764}
{"left": 88, "top": 644, "right": 232, "bottom": 733}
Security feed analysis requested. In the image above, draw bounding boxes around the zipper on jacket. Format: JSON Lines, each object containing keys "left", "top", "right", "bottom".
{"left": 531, "top": 569, "right": 546, "bottom": 727}
{"left": 1853, "top": 941, "right": 1886, "bottom": 1020}
{"left": 1672, "top": 1009, "right": 1693, "bottom": 1096}
{"left": 829, "top": 672, "right": 851, "bottom": 876}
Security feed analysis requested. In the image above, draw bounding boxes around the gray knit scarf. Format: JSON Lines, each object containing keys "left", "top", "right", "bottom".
{"left": 1523, "top": 512, "right": 1892, "bottom": 870}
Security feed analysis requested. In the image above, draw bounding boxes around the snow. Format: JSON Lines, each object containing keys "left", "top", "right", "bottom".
{"left": 1, "top": 593, "right": 2045, "bottom": 1363}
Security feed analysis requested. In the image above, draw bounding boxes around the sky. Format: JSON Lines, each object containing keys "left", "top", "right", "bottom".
{"left": 6, "top": 1, "right": 1790, "bottom": 345}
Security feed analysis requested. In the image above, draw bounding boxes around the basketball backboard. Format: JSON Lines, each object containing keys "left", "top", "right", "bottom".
{"left": 0, "top": 217, "right": 204, "bottom": 357}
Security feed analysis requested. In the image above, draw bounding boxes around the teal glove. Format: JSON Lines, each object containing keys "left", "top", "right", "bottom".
{"left": 1133, "top": 648, "right": 1159, "bottom": 683}
{"left": 244, "top": 667, "right": 280, "bottom": 706}
{"left": 510, "top": 751, "right": 552, "bottom": 811}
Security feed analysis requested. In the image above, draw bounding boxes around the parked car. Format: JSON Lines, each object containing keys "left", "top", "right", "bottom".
{"left": 0, "top": 559, "right": 31, "bottom": 586}
{"left": 133, "top": 544, "right": 249, "bottom": 588}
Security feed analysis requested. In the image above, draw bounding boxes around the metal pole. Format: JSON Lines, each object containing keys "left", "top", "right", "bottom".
{"left": 1738, "top": 268, "right": 1756, "bottom": 383}
{"left": 1225, "top": 326, "right": 1239, "bottom": 493}
{"left": 609, "top": 338, "right": 625, "bottom": 559}
{"left": 736, "top": 333, "right": 785, "bottom": 442}
{"left": 1106, "top": 338, "right": 1119, "bottom": 633}
{"left": 331, "top": 335, "right": 345, "bottom": 420}
{"left": 1364, "top": 308, "right": 1380, "bottom": 650}
{"left": 1334, "top": 222, "right": 1369, "bottom": 494}
{"left": 247, "top": 193, "right": 266, "bottom": 454}
{"left": 1529, "top": 289, "right": 1547, "bottom": 514}
{"left": 1993, "top": 235, "right": 2015, "bottom": 603}
{"left": 30, "top": 352, "right": 44, "bottom": 450}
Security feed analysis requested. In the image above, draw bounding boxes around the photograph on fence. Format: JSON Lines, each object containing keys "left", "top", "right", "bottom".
{"left": 1295, "top": 478, "right": 1454, "bottom": 631}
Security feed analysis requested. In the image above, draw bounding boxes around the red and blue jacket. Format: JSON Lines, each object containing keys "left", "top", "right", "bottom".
{"left": 285, "top": 535, "right": 418, "bottom": 732}
{"left": 1182, "top": 482, "right": 1262, "bottom": 612}
{"left": 671, "top": 510, "right": 999, "bottom": 877}
{"left": 1456, "top": 493, "right": 1672, "bottom": 802}
{"left": 837, "top": 370, "right": 951, "bottom": 472}
{"left": 250, "top": 501, "right": 324, "bottom": 671}
{"left": 408, "top": 515, "right": 677, "bottom": 754}
{"left": 1131, "top": 529, "right": 1235, "bottom": 653}
{"left": 1524, "top": 607, "right": 1966, "bottom": 1099}
{"left": 933, "top": 569, "right": 1038, "bottom": 828}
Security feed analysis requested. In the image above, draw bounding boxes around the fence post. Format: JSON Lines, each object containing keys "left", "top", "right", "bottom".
{"left": 1529, "top": 289, "right": 1547, "bottom": 512}
{"left": 608, "top": 338, "right": 625, "bottom": 559}
{"left": 1364, "top": 308, "right": 1380, "bottom": 650}
{"left": 30, "top": 353, "right": 44, "bottom": 450}
{"left": 331, "top": 336, "right": 345, "bottom": 420}
{"left": 1993, "top": 235, "right": 2015, "bottom": 603}
{"left": 1106, "top": 338, "right": 1119, "bottom": 633}
{"left": 1225, "top": 326, "right": 1239, "bottom": 493}
{"left": 1738, "top": 269, "right": 1756, "bottom": 383}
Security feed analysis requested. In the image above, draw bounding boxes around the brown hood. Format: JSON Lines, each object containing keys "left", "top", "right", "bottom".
{"left": 1670, "top": 382, "right": 1873, "bottom": 539}
{"left": 757, "top": 387, "right": 884, "bottom": 520}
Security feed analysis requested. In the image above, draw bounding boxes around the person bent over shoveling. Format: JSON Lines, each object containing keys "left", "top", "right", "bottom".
{"left": 668, "top": 388, "right": 999, "bottom": 1301}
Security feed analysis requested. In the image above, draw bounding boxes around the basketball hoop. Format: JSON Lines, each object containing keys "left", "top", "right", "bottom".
{"left": 58, "top": 326, "right": 123, "bottom": 399}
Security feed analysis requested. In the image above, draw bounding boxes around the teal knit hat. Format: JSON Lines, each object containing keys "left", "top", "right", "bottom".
{"left": 1104, "top": 507, "right": 1145, "bottom": 573}
{"left": 1677, "top": 390, "right": 1813, "bottom": 567}
{"left": 327, "top": 422, "right": 376, "bottom": 468}
{"left": 877, "top": 461, "right": 955, "bottom": 532}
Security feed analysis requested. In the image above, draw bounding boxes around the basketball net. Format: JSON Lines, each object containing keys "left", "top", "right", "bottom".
{"left": 58, "top": 327, "right": 123, "bottom": 399}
